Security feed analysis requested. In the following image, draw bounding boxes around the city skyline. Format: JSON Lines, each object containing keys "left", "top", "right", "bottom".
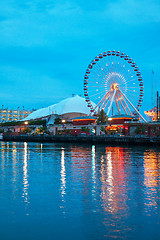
{"left": 0, "top": 0, "right": 159, "bottom": 114}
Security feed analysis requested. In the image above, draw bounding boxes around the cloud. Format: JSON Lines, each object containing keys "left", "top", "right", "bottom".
{"left": 0, "top": 61, "right": 82, "bottom": 108}
{"left": 0, "top": 0, "right": 159, "bottom": 110}
{"left": 105, "top": 0, "right": 160, "bottom": 24}
{"left": 0, "top": 1, "right": 85, "bottom": 47}
{"left": 0, "top": 0, "right": 159, "bottom": 47}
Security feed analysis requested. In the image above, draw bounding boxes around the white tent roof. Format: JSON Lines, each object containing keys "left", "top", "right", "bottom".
{"left": 24, "top": 95, "right": 96, "bottom": 120}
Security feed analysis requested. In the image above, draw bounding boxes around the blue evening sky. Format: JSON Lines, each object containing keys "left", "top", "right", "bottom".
{"left": 0, "top": 0, "right": 159, "bottom": 112}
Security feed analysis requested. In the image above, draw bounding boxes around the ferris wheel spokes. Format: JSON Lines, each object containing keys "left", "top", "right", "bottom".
{"left": 118, "top": 91, "right": 132, "bottom": 115}
{"left": 115, "top": 93, "right": 121, "bottom": 115}
{"left": 119, "top": 90, "right": 146, "bottom": 122}
{"left": 100, "top": 92, "right": 111, "bottom": 110}
{"left": 92, "top": 90, "right": 111, "bottom": 113}
{"left": 102, "top": 92, "right": 113, "bottom": 110}
{"left": 107, "top": 89, "right": 117, "bottom": 116}
{"left": 116, "top": 91, "right": 128, "bottom": 115}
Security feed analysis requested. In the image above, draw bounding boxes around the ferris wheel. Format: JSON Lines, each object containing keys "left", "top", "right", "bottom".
{"left": 84, "top": 50, "right": 146, "bottom": 121}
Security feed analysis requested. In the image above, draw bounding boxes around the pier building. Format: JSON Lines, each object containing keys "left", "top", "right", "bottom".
{"left": 24, "top": 95, "right": 96, "bottom": 123}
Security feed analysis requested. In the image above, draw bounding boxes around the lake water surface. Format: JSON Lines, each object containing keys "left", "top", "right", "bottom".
{"left": 0, "top": 141, "right": 160, "bottom": 240}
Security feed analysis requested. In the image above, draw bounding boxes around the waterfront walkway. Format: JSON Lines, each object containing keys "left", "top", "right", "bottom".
{"left": 3, "top": 134, "right": 160, "bottom": 146}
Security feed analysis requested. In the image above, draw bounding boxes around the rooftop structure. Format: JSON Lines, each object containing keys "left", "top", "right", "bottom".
{"left": 24, "top": 95, "right": 96, "bottom": 122}
{"left": 72, "top": 116, "right": 96, "bottom": 125}
{"left": 108, "top": 114, "right": 133, "bottom": 124}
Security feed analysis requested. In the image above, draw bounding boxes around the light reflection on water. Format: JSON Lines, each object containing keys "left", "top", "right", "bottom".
{"left": 60, "top": 147, "right": 66, "bottom": 199}
{"left": 22, "top": 142, "right": 29, "bottom": 205}
{"left": 143, "top": 150, "right": 159, "bottom": 212}
{"left": 0, "top": 142, "right": 160, "bottom": 240}
{"left": 91, "top": 145, "right": 96, "bottom": 198}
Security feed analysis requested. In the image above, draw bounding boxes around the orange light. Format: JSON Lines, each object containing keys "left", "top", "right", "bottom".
{"left": 111, "top": 83, "right": 119, "bottom": 91}
{"left": 111, "top": 117, "right": 132, "bottom": 120}
{"left": 72, "top": 119, "right": 95, "bottom": 121}
{"left": 144, "top": 109, "right": 156, "bottom": 121}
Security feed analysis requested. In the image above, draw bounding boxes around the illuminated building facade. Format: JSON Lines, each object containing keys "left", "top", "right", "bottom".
{"left": 72, "top": 116, "right": 96, "bottom": 125}
{"left": 108, "top": 114, "right": 133, "bottom": 125}
{"left": 144, "top": 107, "right": 157, "bottom": 121}
{"left": 0, "top": 107, "right": 32, "bottom": 122}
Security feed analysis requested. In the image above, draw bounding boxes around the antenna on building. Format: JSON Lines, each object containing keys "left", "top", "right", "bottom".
{"left": 152, "top": 70, "right": 154, "bottom": 108}
{"left": 152, "top": 70, "right": 157, "bottom": 108}
{"left": 157, "top": 91, "right": 160, "bottom": 121}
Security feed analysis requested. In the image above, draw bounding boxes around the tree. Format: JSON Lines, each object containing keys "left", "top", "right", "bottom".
{"left": 64, "top": 129, "right": 71, "bottom": 134}
{"left": 100, "top": 126, "right": 106, "bottom": 133}
{"left": 135, "top": 126, "right": 141, "bottom": 135}
{"left": 36, "top": 126, "right": 49, "bottom": 134}
{"left": 28, "top": 119, "right": 46, "bottom": 126}
{"left": 61, "top": 129, "right": 71, "bottom": 135}
{"left": 135, "top": 125, "right": 146, "bottom": 135}
{"left": 97, "top": 109, "right": 108, "bottom": 124}
{"left": 54, "top": 118, "right": 61, "bottom": 124}
{"left": 0, "top": 129, "right": 3, "bottom": 133}
{"left": 22, "top": 127, "right": 32, "bottom": 134}
{"left": 81, "top": 126, "right": 90, "bottom": 133}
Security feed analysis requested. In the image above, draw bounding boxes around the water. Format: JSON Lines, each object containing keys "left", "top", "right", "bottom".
{"left": 0, "top": 141, "right": 160, "bottom": 240}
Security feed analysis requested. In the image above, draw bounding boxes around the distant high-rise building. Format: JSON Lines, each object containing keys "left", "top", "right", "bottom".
{"left": 0, "top": 107, "right": 33, "bottom": 122}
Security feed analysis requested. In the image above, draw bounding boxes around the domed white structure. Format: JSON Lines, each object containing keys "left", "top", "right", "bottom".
{"left": 24, "top": 95, "right": 96, "bottom": 123}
